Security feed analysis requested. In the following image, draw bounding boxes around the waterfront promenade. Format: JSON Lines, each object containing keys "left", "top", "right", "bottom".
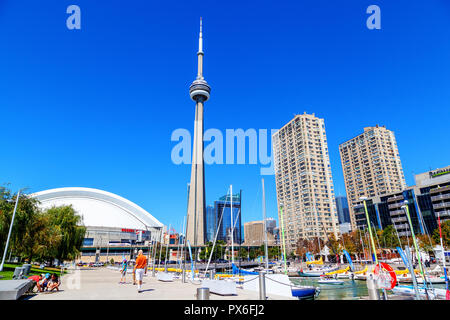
{"left": 29, "top": 267, "right": 295, "bottom": 300}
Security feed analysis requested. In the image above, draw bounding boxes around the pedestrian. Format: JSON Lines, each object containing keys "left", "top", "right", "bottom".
{"left": 119, "top": 259, "right": 128, "bottom": 284}
{"left": 133, "top": 249, "right": 148, "bottom": 293}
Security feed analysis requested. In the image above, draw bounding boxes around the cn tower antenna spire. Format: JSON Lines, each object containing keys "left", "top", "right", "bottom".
{"left": 197, "top": 17, "right": 204, "bottom": 79}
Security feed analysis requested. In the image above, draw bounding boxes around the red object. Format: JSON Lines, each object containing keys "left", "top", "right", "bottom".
{"left": 374, "top": 262, "right": 397, "bottom": 290}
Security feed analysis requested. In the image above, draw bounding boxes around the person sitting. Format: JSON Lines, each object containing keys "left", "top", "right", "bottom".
{"left": 27, "top": 274, "right": 43, "bottom": 292}
{"left": 35, "top": 273, "right": 50, "bottom": 292}
{"left": 47, "top": 273, "right": 61, "bottom": 292}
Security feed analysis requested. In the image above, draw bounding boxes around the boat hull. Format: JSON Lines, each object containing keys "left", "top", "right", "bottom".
{"left": 291, "top": 286, "right": 318, "bottom": 300}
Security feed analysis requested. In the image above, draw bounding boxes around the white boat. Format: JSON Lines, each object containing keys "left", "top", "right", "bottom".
{"left": 392, "top": 285, "right": 447, "bottom": 300}
{"left": 298, "top": 266, "right": 339, "bottom": 277}
{"left": 397, "top": 274, "right": 446, "bottom": 284}
{"left": 337, "top": 272, "right": 355, "bottom": 280}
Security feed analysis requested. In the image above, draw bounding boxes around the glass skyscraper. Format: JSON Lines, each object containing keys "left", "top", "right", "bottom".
{"left": 335, "top": 196, "right": 351, "bottom": 224}
{"left": 205, "top": 205, "right": 216, "bottom": 243}
{"left": 214, "top": 191, "right": 243, "bottom": 245}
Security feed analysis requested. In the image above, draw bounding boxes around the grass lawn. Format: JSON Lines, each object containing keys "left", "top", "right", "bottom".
{"left": 0, "top": 263, "right": 66, "bottom": 280}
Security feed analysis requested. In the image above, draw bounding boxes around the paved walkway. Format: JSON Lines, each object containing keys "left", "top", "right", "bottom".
{"left": 29, "top": 268, "right": 294, "bottom": 300}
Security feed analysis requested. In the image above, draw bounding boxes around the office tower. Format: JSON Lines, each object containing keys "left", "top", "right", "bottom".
{"left": 214, "top": 192, "right": 243, "bottom": 245}
{"left": 186, "top": 19, "right": 211, "bottom": 246}
{"left": 335, "top": 196, "right": 350, "bottom": 224}
{"left": 272, "top": 113, "right": 339, "bottom": 252}
{"left": 339, "top": 125, "right": 406, "bottom": 230}
{"left": 205, "top": 205, "right": 216, "bottom": 243}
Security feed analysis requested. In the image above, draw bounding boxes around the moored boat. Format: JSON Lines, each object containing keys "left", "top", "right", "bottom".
{"left": 298, "top": 265, "right": 339, "bottom": 277}
{"left": 291, "top": 285, "right": 320, "bottom": 300}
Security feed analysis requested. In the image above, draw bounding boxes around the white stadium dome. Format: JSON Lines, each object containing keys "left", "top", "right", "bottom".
{"left": 32, "top": 187, "right": 163, "bottom": 230}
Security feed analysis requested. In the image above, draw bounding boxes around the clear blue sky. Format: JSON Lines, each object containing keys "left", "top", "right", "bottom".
{"left": 1, "top": 1, "right": 449, "bottom": 232}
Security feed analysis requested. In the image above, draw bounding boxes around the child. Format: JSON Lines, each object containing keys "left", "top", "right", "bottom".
{"left": 119, "top": 259, "right": 128, "bottom": 284}
{"left": 47, "top": 273, "right": 61, "bottom": 291}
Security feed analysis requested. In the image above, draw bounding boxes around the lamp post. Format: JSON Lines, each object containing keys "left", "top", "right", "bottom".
{"left": 0, "top": 189, "right": 21, "bottom": 272}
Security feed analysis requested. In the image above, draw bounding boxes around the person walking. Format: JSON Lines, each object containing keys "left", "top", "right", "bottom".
{"left": 134, "top": 249, "right": 147, "bottom": 293}
{"left": 119, "top": 259, "right": 128, "bottom": 284}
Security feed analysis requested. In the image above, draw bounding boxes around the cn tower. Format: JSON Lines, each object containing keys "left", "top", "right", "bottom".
{"left": 186, "top": 18, "right": 210, "bottom": 246}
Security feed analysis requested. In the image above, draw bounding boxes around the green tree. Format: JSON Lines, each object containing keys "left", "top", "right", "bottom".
{"left": 45, "top": 205, "right": 86, "bottom": 263}
{"left": 432, "top": 220, "right": 450, "bottom": 248}
{"left": 380, "top": 225, "right": 399, "bottom": 249}
{"left": 326, "top": 233, "right": 341, "bottom": 255}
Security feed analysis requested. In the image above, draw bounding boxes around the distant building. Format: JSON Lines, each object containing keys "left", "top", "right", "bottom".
{"left": 415, "top": 165, "right": 450, "bottom": 225}
{"left": 243, "top": 221, "right": 276, "bottom": 246}
{"left": 339, "top": 222, "right": 352, "bottom": 234}
{"left": 205, "top": 205, "right": 216, "bottom": 243}
{"left": 265, "top": 218, "right": 277, "bottom": 234}
{"left": 214, "top": 191, "right": 243, "bottom": 245}
{"left": 352, "top": 165, "right": 450, "bottom": 236}
{"left": 339, "top": 125, "right": 407, "bottom": 230}
{"left": 335, "top": 196, "right": 351, "bottom": 224}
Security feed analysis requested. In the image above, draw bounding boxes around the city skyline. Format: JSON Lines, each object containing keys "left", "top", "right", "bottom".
{"left": 1, "top": 1, "right": 449, "bottom": 232}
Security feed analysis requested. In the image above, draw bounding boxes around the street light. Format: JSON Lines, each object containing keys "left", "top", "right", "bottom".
{"left": 0, "top": 189, "right": 22, "bottom": 272}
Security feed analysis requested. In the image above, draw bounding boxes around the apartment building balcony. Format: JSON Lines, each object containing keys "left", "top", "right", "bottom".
{"left": 433, "top": 202, "right": 450, "bottom": 210}
{"left": 430, "top": 185, "right": 450, "bottom": 194}
{"left": 431, "top": 193, "right": 450, "bottom": 202}
{"left": 391, "top": 216, "right": 407, "bottom": 224}
{"left": 388, "top": 202, "right": 405, "bottom": 210}
{"left": 390, "top": 209, "right": 406, "bottom": 216}
{"left": 436, "top": 210, "right": 450, "bottom": 218}
{"left": 388, "top": 195, "right": 404, "bottom": 203}
{"left": 394, "top": 223, "right": 410, "bottom": 230}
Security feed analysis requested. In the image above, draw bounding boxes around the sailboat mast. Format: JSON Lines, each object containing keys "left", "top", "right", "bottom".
{"left": 437, "top": 211, "right": 449, "bottom": 299}
{"left": 231, "top": 184, "right": 234, "bottom": 265}
{"left": 164, "top": 224, "right": 171, "bottom": 271}
{"left": 280, "top": 205, "right": 288, "bottom": 275}
{"left": 262, "top": 178, "right": 269, "bottom": 270}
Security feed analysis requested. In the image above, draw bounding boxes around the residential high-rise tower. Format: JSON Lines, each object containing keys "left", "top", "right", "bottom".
{"left": 272, "top": 113, "right": 339, "bottom": 252}
{"left": 339, "top": 125, "right": 406, "bottom": 230}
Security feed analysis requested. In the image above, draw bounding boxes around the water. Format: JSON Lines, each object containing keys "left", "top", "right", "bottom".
{"left": 290, "top": 277, "right": 370, "bottom": 300}
{"left": 290, "top": 277, "right": 448, "bottom": 300}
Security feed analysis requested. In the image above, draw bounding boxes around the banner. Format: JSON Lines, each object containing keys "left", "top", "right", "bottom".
{"left": 343, "top": 249, "right": 354, "bottom": 272}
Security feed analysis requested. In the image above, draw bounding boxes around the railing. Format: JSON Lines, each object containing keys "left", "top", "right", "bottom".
{"left": 431, "top": 193, "right": 450, "bottom": 201}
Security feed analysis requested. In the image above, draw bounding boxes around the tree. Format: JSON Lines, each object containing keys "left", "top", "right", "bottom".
{"left": 326, "top": 233, "right": 341, "bottom": 256}
{"left": 45, "top": 205, "right": 86, "bottom": 263}
{"left": 380, "top": 225, "right": 399, "bottom": 249}
{"left": 432, "top": 220, "right": 450, "bottom": 248}
{"left": 417, "top": 234, "right": 435, "bottom": 253}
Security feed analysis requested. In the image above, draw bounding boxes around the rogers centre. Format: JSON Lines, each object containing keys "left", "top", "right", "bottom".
{"left": 32, "top": 187, "right": 164, "bottom": 263}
